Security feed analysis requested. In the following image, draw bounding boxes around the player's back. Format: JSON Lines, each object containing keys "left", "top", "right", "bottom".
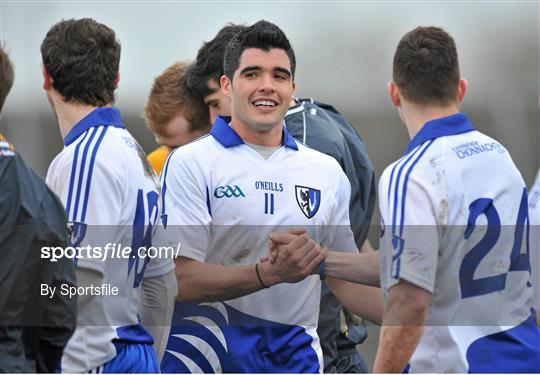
{"left": 46, "top": 108, "right": 160, "bottom": 372}
{"left": 379, "top": 113, "right": 539, "bottom": 373}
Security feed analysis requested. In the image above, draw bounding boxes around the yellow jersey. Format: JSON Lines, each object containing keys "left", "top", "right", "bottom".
{"left": 147, "top": 146, "right": 169, "bottom": 175}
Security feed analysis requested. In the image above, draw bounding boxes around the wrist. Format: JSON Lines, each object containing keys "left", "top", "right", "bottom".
{"left": 257, "top": 261, "right": 277, "bottom": 287}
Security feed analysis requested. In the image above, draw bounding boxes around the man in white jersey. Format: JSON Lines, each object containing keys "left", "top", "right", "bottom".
{"left": 41, "top": 18, "right": 175, "bottom": 372}
{"left": 529, "top": 170, "right": 540, "bottom": 323}
{"left": 158, "top": 20, "right": 381, "bottom": 373}
{"left": 371, "top": 26, "right": 540, "bottom": 372}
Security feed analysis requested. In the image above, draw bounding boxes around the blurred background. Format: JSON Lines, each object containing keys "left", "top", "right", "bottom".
{"left": 1, "top": 0, "right": 538, "bottom": 369}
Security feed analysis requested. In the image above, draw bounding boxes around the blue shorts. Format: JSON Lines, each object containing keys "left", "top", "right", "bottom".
{"left": 89, "top": 343, "right": 159, "bottom": 373}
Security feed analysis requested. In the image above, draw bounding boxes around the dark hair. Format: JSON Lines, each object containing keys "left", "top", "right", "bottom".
{"left": 183, "top": 65, "right": 211, "bottom": 132}
{"left": 393, "top": 26, "right": 460, "bottom": 106}
{"left": 223, "top": 20, "right": 296, "bottom": 81}
{"left": 40, "top": 18, "right": 121, "bottom": 107}
{"left": 0, "top": 45, "right": 14, "bottom": 113}
{"left": 186, "top": 24, "right": 247, "bottom": 101}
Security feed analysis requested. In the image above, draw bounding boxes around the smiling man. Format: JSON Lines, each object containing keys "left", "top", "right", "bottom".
{"left": 187, "top": 24, "right": 377, "bottom": 373}
{"left": 158, "top": 20, "right": 380, "bottom": 373}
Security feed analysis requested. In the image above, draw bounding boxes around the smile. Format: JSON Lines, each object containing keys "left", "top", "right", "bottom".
{"left": 252, "top": 99, "right": 278, "bottom": 107}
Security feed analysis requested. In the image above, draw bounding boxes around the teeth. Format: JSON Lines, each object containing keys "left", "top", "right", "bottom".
{"left": 253, "top": 100, "right": 276, "bottom": 107}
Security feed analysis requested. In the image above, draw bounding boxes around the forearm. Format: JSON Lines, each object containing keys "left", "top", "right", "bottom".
{"left": 176, "top": 257, "right": 268, "bottom": 303}
{"left": 373, "top": 323, "right": 424, "bottom": 373}
{"left": 373, "top": 281, "right": 430, "bottom": 373}
{"left": 325, "top": 250, "right": 380, "bottom": 286}
{"left": 327, "top": 277, "right": 383, "bottom": 324}
{"left": 139, "top": 271, "right": 178, "bottom": 362}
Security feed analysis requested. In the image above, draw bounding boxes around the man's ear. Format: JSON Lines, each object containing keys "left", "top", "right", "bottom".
{"left": 220, "top": 75, "right": 232, "bottom": 98}
{"left": 114, "top": 72, "right": 120, "bottom": 88}
{"left": 456, "top": 78, "right": 467, "bottom": 102}
{"left": 388, "top": 81, "right": 401, "bottom": 108}
{"left": 42, "top": 64, "right": 52, "bottom": 90}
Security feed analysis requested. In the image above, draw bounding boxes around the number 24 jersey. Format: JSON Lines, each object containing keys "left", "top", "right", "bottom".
{"left": 379, "top": 113, "right": 539, "bottom": 373}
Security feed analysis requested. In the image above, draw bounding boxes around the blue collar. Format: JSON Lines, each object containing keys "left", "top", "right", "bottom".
{"left": 63, "top": 107, "right": 125, "bottom": 146}
{"left": 406, "top": 112, "right": 475, "bottom": 154}
{"left": 210, "top": 116, "right": 298, "bottom": 150}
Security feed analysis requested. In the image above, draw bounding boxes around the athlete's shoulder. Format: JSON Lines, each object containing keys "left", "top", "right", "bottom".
{"left": 295, "top": 142, "right": 345, "bottom": 178}
{"left": 161, "top": 134, "right": 216, "bottom": 185}
{"left": 296, "top": 141, "right": 338, "bottom": 162}
{"left": 167, "top": 134, "right": 220, "bottom": 166}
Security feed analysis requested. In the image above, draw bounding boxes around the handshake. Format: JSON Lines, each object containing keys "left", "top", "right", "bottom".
{"left": 256, "top": 228, "right": 328, "bottom": 287}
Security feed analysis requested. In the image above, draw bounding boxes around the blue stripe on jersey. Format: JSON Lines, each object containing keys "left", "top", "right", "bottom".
{"left": 387, "top": 152, "right": 415, "bottom": 203}
{"left": 71, "top": 127, "right": 100, "bottom": 221}
{"left": 466, "top": 313, "right": 540, "bottom": 372}
{"left": 399, "top": 139, "right": 435, "bottom": 237}
{"left": 160, "top": 147, "right": 178, "bottom": 222}
{"left": 206, "top": 186, "right": 212, "bottom": 216}
{"left": 65, "top": 130, "right": 90, "bottom": 219}
{"left": 80, "top": 127, "right": 108, "bottom": 221}
{"left": 390, "top": 140, "right": 434, "bottom": 279}
{"left": 390, "top": 143, "right": 425, "bottom": 236}
{"left": 162, "top": 301, "right": 319, "bottom": 373}
{"left": 163, "top": 334, "right": 217, "bottom": 373}
{"left": 173, "top": 302, "right": 229, "bottom": 328}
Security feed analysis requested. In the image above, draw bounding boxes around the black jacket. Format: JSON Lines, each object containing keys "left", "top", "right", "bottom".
{"left": 0, "top": 137, "right": 76, "bottom": 373}
{"left": 284, "top": 98, "right": 376, "bottom": 247}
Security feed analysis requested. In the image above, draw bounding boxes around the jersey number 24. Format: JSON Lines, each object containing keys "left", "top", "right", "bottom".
{"left": 460, "top": 188, "right": 531, "bottom": 298}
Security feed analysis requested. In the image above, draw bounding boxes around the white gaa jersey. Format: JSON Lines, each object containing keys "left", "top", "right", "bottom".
{"left": 529, "top": 169, "right": 540, "bottom": 313}
{"left": 379, "top": 113, "right": 540, "bottom": 373}
{"left": 46, "top": 107, "right": 173, "bottom": 372}
{"left": 158, "top": 117, "right": 357, "bottom": 373}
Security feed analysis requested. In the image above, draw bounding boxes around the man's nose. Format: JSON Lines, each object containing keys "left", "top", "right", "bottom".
{"left": 258, "top": 74, "right": 275, "bottom": 93}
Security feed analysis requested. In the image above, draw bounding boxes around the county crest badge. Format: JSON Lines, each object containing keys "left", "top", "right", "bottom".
{"left": 295, "top": 185, "right": 321, "bottom": 219}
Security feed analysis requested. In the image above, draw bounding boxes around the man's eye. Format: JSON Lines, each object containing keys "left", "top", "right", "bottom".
{"left": 275, "top": 74, "right": 288, "bottom": 81}
{"left": 244, "top": 72, "right": 257, "bottom": 78}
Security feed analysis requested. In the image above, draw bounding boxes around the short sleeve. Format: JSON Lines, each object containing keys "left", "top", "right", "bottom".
{"left": 325, "top": 169, "right": 358, "bottom": 253}
{"left": 47, "top": 156, "right": 124, "bottom": 275}
{"left": 155, "top": 151, "right": 212, "bottom": 262}
{"left": 381, "top": 166, "right": 441, "bottom": 294}
{"left": 528, "top": 171, "right": 540, "bottom": 311}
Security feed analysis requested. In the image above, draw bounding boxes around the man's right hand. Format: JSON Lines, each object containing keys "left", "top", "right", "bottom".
{"left": 258, "top": 231, "right": 326, "bottom": 286}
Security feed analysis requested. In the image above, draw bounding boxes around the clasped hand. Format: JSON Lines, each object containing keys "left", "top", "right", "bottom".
{"left": 258, "top": 228, "right": 328, "bottom": 285}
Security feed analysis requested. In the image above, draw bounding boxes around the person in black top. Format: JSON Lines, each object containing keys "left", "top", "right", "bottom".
{"left": 0, "top": 45, "right": 76, "bottom": 373}
{"left": 186, "top": 25, "right": 376, "bottom": 373}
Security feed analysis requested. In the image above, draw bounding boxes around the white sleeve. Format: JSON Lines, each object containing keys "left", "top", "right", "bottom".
{"left": 156, "top": 151, "right": 212, "bottom": 262}
{"left": 529, "top": 171, "right": 540, "bottom": 311}
{"left": 325, "top": 169, "right": 358, "bottom": 253}
{"left": 52, "top": 155, "right": 124, "bottom": 275}
{"left": 383, "top": 167, "right": 441, "bottom": 294}
{"left": 139, "top": 270, "right": 178, "bottom": 362}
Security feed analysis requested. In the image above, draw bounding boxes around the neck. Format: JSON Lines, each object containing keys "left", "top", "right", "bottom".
{"left": 401, "top": 102, "right": 460, "bottom": 139}
{"left": 50, "top": 94, "right": 103, "bottom": 140}
{"left": 229, "top": 118, "right": 283, "bottom": 147}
